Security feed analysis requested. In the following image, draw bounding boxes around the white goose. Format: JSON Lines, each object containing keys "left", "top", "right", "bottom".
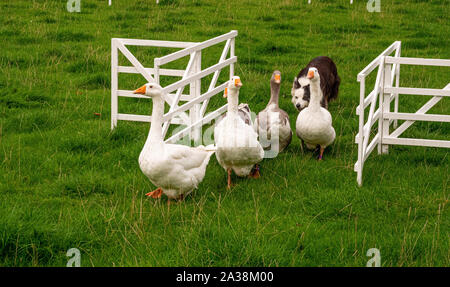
{"left": 296, "top": 67, "right": 335, "bottom": 160}
{"left": 134, "top": 83, "right": 215, "bottom": 201}
{"left": 214, "top": 76, "right": 264, "bottom": 189}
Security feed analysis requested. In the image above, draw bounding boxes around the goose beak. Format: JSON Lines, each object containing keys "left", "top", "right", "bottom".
{"left": 133, "top": 85, "right": 146, "bottom": 95}
{"left": 274, "top": 74, "right": 281, "bottom": 83}
{"left": 234, "top": 78, "right": 243, "bottom": 87}
{"left": 223, "top": 87, "right": 228, "bottom": 98}
{"left": 307, "top": 70, "right": 315, "bottom": 79}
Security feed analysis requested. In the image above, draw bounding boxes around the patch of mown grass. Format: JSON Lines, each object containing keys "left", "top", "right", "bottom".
{"left": 46, "top": 31, "right": 95, "bottom": 42}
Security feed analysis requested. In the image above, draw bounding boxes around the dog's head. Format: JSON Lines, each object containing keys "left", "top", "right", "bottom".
{"left": 291, "top": 76, "right": 310, "bottom": 111}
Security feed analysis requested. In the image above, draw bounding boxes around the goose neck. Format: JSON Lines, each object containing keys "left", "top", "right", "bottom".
{"left": 268, "top": 81, "right": 280, "bottom": 107}
{"left": 227, "top": 89, "right": 239, "bottom": 115}
{"left": 309, "top": 80, "right": 322, "bottom": 111}
{"left": 147, "top": 95, "right": 165, "bottom": 145}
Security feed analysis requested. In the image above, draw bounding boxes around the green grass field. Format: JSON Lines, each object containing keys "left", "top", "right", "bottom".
{"left": 0, "top": 0, "right": 448, "bottom": 267}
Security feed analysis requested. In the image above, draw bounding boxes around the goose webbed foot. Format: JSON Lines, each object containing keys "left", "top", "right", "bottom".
{"left": 146, "top": 187, "right": 163, "bottom": 198}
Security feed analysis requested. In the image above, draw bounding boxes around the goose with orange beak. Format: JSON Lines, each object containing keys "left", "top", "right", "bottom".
{"left": 133, "top": 83, "right": 215, "bottom": 202}
{"left": 254, "top": 70, "right": 292, "bottom": 157}
{"left": 295, "top": 68, "right": 335, "bottom": 160}
{"left": 214, "top": 76, "right": 264, "bottom": 189}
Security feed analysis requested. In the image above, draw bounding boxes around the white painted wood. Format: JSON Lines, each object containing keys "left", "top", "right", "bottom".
{"left": 357, "top": 41, "right": 400, "bottom": 81}
{"left": 155, "top": 30, "right": 238, "bottom": 66}
{"left": 230, "top": 37, "right": 235, "bottom": 79}
{"left": 383, "top": 137, "right": 450, "bottom": 148}
{"left": 385, "top": 87, "right": 450, "bottom": 97}
{"left": 385, "top": 56, "right": 450, "bottom": 67}
{"left": 111, "top": 31, "right": 238, "bottom": 146}
{"left": 162, "top": 51, "right": 198, "bottom": 138}
{"left": 153, "top": 62, "right": 160, "bottom": 86}
{"left": 381, "top": 59, "right": 392, "bottom": 154}
{"left": 165, "top": 93, "right": 193, "bottom": 102}
{"left": 354, "top": 132, "right": 380, "bottom": 174}
{"left": 117, "top": 90, "right": 191, "bottom": 101}
{"left": 393, "top": 45, "right": 401, "bottom": 128}
{"left": 355, "top": 109, "right": 380, "bottom": 141}
{"left": 118, "top": 38, "right": 196, "bottom": 48}
{"left": 116, "top": 41, "right": 155, "bottom": 83}
{"left": 390, "top": 95, "right": 443, "bottom": 138}
{"left": 361, "top": 90, "right": 375, "bottom": 111}
{"left": 111, "top": 39, "right": 118, "bottom": 129}
{"left": 356, "top": 89, "right": 397, "bottom": 115}
{"left": 116, "top": 90, "right": 192, "bottom": 124}
{"left": 165, "top": 104, "right": 228, "bottom": 144}
{"left": 162, "top": 57, "right": 237, "bottom": 94}
{"left": 364, "top": 134, "right": 380, "bottom": 162}
{"left": 391, "top": 84, "right": 450, "bottom": 137}
{"left": 354, "top": 41, "right": 449, "bottom": 185}
{"left": 163, "top": 83, "right": 227, "bottom": 122}
{"left": 362, "top": 62, "right": 383, "bottom": 156}
{"left": 355, "top": 41, "right": 401, "bottom": 185}
{"left": 117, "top": 66, "right": 185, "bottom": 77}
{"left": 200, "top": 39, "right": 231, "bottom": 117}
{"left": 384, "top": 112, "right": 450, "bottom": 122}
{"left": 356, "top": 78, "right": 365, "bottom": 186}
{"left": 192, "top": 50, "right": 202, "bottom": 144}
{"left": 117, "top": 113, "right": 184, "bottom": 125}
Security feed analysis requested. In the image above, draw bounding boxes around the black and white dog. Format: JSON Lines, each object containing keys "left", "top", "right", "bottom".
{"left": 291, "top": 56, "right": 340, "bottom": 111}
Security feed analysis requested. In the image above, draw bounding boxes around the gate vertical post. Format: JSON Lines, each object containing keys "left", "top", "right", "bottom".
{"left": 377, "top": 59, "right": 385, "bottom": 155}
{"left": 393, "top": 43, "right": 401, "bottom": 129}
{"left": 382, "top": 58, "right": 392, "bottom": 154}
{"left": 188, "top": 52, "right": 202, "bottom": 144}
{"left": 188, "top": 52, "right": 195, "bottom": 142}
{"left": 193, "top": 51, "right": 202, "bottom": 145}
{"left": 111, "top": 39, "right": 118, "bottom": 130}
{"left": 357, "top": 78, "right": 365, "bottom": 186}
{"left": 230, "top": 37, "right": 235, "bottom": 79}
{"left": 154, "top": 59, "right": 160, "bottom": 85}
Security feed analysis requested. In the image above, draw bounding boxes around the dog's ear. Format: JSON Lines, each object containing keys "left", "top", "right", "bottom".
{"left": 293, "top": 77, "right": 297, "bottom": 88}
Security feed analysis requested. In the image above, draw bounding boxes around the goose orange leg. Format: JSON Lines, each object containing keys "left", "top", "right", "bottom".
{"left": 318, "top": 147, "right": 325, "bottom": 161}
{"left": 146, "top": 187, "right": 163, "bottom": 198}
{"left": 227, "top": 168, "right": 232, "bottom": 189}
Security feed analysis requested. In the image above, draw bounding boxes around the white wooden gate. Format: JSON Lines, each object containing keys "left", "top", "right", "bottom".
{"left": 355, "top": 41, "right": 450, "bottom": 186}
{"left": 111, "top": 30, "right": 237, "bottom": 144}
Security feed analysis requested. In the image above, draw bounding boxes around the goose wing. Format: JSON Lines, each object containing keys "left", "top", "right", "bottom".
{"left": 165, "top": 144, "right": 213, "bottom": 171}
